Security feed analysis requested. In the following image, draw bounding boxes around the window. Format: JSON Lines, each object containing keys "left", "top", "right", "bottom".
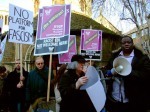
{"left": 0, "top": 15, "right": 3, "bottom": 19}
{"left": 141, "top": 28, "right": 149, "bottom": 36}
{"left": 131, "top": 32, "right": 136, "bottom": 38}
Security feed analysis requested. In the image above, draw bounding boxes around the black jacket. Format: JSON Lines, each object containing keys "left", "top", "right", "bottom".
{"left": 3, "top": 68, "right": 28, "bottom": 112}
{"left": 105, "top": 47, "right": 150, "bottom": 109}
{"left": 59, "top": 69, "right": 96, "bottom": 112}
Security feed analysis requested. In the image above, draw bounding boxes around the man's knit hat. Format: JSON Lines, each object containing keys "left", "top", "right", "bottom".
{"left": 71, "top": 54, "right": 86, "bottom": 63}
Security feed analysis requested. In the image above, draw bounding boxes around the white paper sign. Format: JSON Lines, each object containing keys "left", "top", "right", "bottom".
{"left": 0, "top": 35, "right": 7, "bottom": 63}
{"left": 80, "top": 66, "right": 106, "bottom": 112}
{"left": 8, "top": 4, "right": 33, "bottom": 44}
{"left": 0, "top": 19, "right": 3, "bottom": 34}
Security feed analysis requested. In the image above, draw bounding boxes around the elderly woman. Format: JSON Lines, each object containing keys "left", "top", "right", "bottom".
{"left": 58, "top": 55, "right": 96, "bottom": 112}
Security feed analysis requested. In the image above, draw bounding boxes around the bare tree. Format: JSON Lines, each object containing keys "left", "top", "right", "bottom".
{"left": 92, "top": 0, "right": 150, "bottom": 58}
{"left": 120, "top": 0, "right": 150, "bottom": 58}
{"left": 92, "top": 0, "right": 107, "bottom": 18}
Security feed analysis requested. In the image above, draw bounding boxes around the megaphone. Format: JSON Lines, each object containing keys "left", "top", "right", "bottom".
{"left": 111, "top": 57, "right": 132, "bottom": 76}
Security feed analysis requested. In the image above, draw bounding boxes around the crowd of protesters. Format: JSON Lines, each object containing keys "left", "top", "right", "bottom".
{"left": 0, "top": 36, "right": 150, "bottom": 112}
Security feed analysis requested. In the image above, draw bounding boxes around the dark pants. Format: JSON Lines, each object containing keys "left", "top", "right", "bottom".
{"left": 9, "top": 101, "right": 26, "bottom": 112}
{"left": 0, "top": 97, "right": 9, "bottom": 112}
{"left": 106, "top": 95, "right": 130, "bottom": 112}
{"left": 106, "top": 95, "right": 147, "bottom": 112}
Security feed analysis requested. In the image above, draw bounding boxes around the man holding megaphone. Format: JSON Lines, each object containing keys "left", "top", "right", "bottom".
{"left": 103, "top": 35, "right": 150, "bottom": 112}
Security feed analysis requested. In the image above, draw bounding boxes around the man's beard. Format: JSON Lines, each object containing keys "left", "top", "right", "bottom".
{"left": 16, "top": 67, "right": 20, "bottom": 73}
{"left": 16, "top": 67, "right": 20, "bottom": 70}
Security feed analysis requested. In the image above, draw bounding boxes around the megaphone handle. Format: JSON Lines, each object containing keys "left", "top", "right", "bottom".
{"left": 106, "top": 70, "right": 113, "bottom": 76}
{"left": 101, "top": 78, "right": 111, "bottom": 80}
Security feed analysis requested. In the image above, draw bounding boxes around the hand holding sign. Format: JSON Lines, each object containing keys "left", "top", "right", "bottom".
{"left": 80, "top": 66, "right": 99, "bottom": 90}
{"left": 76, "top": 76, "right": 88, "bottom": 89}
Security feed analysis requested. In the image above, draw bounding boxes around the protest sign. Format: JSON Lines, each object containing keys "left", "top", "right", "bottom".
{"left": 41, "top": 5, "right": 66, "bottom": 38}
{"left": 58, "top": 35, "right": 76, "bottom": 64}
{"left": 80, "top": 29, "right": 102, "bottom": 60}
{"left": 80, "top": 66, "right": 106, "bottom": 112}
{"left": 0, "top": 19, "right": 3, "bottom": 54}
{"left": 8, "top": 4, "right": 33, "bottom": 44}
{"left": 81, "top": 29, "right": 102, "bottom": 51}
{"left": 80, "top": 50, "right": 102, "bottom": 61}
{"left": 0, "top": 35, "right": 7, "bottom": 63}
{"left": 34, "top": 4, "right": 71, "bottom": 55}
{"left": 0, "top": 19, "right": 3, "bottom": 34}
{"left": 36, "top": 9, "right": 43, "bottom": 39}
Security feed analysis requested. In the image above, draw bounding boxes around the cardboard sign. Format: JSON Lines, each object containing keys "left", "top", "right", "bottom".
{"left": 80, "top": 66, "right": 106, "bottom": 112}
{"left": 8, "top": 4, "right": 33, "bottom": 44}
{"left": 58, "top": 35, "right": 77, "bottom": 63}
{"left": 0, "top": 19, "right": 3, "bottom": 34}
{"left": 0, "top": 35, "right": 7, "bottom": 63}
{"left": 80, "top": 29, "right": 102, "bottom": 61}
{"left": 80, "top": 50, "right": 102, "bottom": 61}
{"left": 34, "top": 4, "right": 71, "bottom": 55}
{"left": 81, "top": 29, "right": 102, "bottom": 51}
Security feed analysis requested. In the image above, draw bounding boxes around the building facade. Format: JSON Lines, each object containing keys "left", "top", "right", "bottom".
{"left": 0, "top": 9, "right": 8, "bottom": 33}
{"left": 0, "top": 0, "right": 121, "bottom": 71}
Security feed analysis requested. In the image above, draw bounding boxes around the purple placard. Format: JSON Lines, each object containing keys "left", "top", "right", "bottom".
{"left": 41, "top": 5, "right": 66, "bottom": 38}
{"left": 81, "top": 29, "right": 102, "bottom": 51}
{"left": 65, "top": 4, "right": 71, "bottom": 34}
{"left": 34, "top": 4, "right": 71, "bottom": 55}
{"left": 37, "top": 9, "right": 43, "bottom": 39}
{"left": 59, "top": 35, "right": 76, "bottom": 63}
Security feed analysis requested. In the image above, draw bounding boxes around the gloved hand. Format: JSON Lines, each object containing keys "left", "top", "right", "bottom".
{"left": 76, "top": 76, "right": 88, "bottom": 89}
{"left": 106, "top": 70, "right": 113, "bottom": 76}
{"left": 106, "top": 68, "right": 119, "bottom": 77}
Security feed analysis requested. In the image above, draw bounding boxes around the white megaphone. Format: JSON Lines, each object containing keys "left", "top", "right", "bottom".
{"left": 111, "top": 57, "right": 132, "bottom": 76}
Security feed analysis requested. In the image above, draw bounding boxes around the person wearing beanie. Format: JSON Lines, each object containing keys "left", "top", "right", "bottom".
{"left": 26, "top": 56, "right": 54, "bottom": 111}
{"left": 58, "top": 54, "right": 96, "bottom": 112}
